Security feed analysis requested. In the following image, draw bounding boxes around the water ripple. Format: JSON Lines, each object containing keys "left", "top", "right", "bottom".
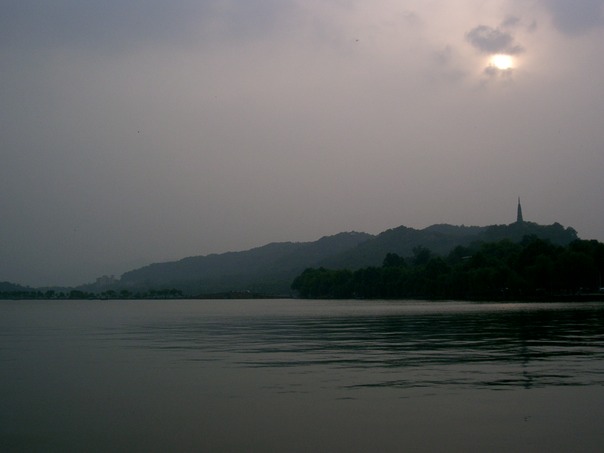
{"left": 111, "top": 300, "right": 604, "bottom": 390}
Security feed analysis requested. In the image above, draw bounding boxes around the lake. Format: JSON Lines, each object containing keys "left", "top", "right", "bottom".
{"left": 1, "top": 299, "right": 604, "bottom": 452}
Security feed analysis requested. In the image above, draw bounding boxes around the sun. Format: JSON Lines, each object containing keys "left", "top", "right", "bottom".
{"left": 489, "top": 54, "right": 514, "bottom": 70}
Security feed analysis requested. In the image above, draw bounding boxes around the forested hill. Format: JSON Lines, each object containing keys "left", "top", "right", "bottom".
{"left": 116, "top": 231, "right": 373, "bottom": 295}
{"left": 104, "top": 221, "right": 577, "bottom": 296}
{"left": 0, "top": 281, "right": 30, "bottom": 293}
{"left": 292, "top": 235, "right": 603, "bottom": 300}
{"left": 320, "top": 221, "right": 577, "bottom": 270}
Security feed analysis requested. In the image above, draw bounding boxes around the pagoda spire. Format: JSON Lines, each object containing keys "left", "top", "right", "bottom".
{"left": 516, "top": 197, "right": 523, "bottom": 223}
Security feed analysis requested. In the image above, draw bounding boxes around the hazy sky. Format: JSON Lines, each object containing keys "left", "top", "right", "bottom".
{"left": 2, "top": 1, "right": 604, "bottom": 287}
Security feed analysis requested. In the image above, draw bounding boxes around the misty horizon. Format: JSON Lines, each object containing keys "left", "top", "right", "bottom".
{"left": 3, "top": 214, "right": 580, "bottom": 289}
{"left": 2, "top": 1, "right": 604, "bottom": 287}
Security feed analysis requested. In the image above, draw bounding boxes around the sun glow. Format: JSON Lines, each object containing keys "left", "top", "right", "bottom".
{"left": 490, "top": 54, "right": 514, "bottom": 70}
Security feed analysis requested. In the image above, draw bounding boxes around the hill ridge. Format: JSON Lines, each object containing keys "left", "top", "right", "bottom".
{"left": 86, "top": 221, "right": 577, "bottom": 295}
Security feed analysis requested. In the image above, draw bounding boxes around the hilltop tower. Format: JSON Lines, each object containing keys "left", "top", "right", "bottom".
{"left": 516, "top": 197, "right": 523, "bottom": 223}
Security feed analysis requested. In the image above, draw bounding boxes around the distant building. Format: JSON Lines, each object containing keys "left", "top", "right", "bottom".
{"left": 516, "top": 197, "right": 523, "bottom": 223}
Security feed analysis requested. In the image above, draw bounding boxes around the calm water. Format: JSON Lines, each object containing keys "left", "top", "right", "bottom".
{"left": 1, "top": 299, "right": 604, "bottom": 452}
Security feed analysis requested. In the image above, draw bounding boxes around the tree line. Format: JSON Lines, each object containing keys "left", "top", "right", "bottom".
{"left": 291, "top": 236, "right": 604, "bottom": 300}
{"left": 0, "top": 288, "right": 184, "bottom": 300}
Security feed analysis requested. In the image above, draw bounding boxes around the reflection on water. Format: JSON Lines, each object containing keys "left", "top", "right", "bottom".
{"left": 2, "top": 300, "right": 604, "bottom": 452}
{"left": 131, "top": 301, "right": 604, "bottom": 391}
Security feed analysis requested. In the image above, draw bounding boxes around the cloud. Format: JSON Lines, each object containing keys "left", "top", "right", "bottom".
{"left": 402, "top": 10, "right": 421, "bottom": 26}
{"left": 0, "top": 0, "right": 294, "bottom": 53}
{"left": 430, "top": 46, "right": 467, "bottom": 83}
{"left": 482, "top": 65, "right": 513, "bottom": 80}
{"left": 465, "top": 25, "right": 524, "bottom": 54}
{"left": 501, "top": 16, "right": 521, "bottom": 29}
{"left": 541, "top": 0, "right": 604, "bottom": 35}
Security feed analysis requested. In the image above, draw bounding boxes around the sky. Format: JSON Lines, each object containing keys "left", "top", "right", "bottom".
{"left": 2, "top": 0, "right": 604, "bottom": 287}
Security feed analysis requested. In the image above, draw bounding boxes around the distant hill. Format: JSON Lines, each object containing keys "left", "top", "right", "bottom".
{"left": 317, "top": 224, "right": 487, "bottom": 270}
{"left": 320, "top": 221, "right": 577, "bottom": 270}
{"left": 0, "top": 281, "right": 30, "bottom": 292}
{"left": 116, "top": 231, "right": 373, "bottom": 295}
{"left": 107, "top": 221, "right": 578, "bottom": 296}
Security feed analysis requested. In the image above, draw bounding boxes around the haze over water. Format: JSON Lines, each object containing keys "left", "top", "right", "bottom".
{"left": 2, "top": 299, "right": 604, "bottom": 452}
